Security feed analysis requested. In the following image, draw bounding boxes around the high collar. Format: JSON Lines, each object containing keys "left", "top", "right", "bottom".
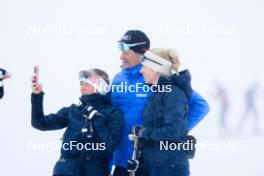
{"left": 122, "top": 64, "right": 143, "bottom": 79}
{"left": 169, "top": 69, "right": 193, "bottom": 99}
{"left": 146, "top": 76, "right": 170, "bottom": 92}
{"left": 157, "top": 76, "right": 170, "bottom": 86}
{"left": 79, "top": 93, "right": 109, "bottom": 108}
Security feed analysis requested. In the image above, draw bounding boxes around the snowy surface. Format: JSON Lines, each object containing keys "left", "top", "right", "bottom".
{"left": 1, "top": 0, "right": 264, "bottom": 175}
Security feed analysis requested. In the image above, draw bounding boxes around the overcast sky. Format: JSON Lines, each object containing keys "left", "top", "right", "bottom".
{"left": 0, "top": 0, "right": 263, "bottom": 175}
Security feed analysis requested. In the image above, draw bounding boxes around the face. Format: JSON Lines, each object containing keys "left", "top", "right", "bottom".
{"left": 140, "top": 66, "right": 158, "bottom": 84}
{"left": 120, "top": 49, "right": 141, "bottom": 68}
{"left": 80, "top": 82, "right": 95, "bottom": 95}
{"left": 79, "top": 73, "right": 100, "bottom": 95}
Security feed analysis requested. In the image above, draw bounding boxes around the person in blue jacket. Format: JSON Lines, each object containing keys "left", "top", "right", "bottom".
{"left": 129, "top": 48, "right": 195, "bottom": 176}
{"left": 31, "top": 68, "right": 124, "bottom": 176}
{"left": 111, "top": 30, "right": 209, "bottom": 176}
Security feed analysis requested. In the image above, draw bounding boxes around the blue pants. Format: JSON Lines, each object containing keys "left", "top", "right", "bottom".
{"left": 53, "top": 157, "right": 108, "bottom": 176}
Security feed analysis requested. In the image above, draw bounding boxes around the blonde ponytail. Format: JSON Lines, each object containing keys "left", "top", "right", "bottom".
{"left": 168, "top": 48, "right": 180, "bottom": 74}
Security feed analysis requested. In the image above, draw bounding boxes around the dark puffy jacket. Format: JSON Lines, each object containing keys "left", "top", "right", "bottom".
{"left": 0, "top": 84, "right": 3, "bottom": 99}
{"left": 31, "top": 92, "right": 124, "bottom": 161}
{"left": 140, "top": 75, "right": 189, "bottom": 167}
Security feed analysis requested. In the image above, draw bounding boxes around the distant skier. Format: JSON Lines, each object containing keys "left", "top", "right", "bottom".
{"left": 237, "top": 82, "right": 260, "bottom": 134}
{"left": 0, "top": 68, "right": 11, "bottom": 99}
{"left": 214, "top": 82, "right": 230, "bottom": 131}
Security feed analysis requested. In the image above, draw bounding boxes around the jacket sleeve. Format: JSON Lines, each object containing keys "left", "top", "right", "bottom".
{"left": 0, "top": 81, "right": 3, "bottom": 99}
{"left": 187, "top": 91, "right": 210, "bottom": 131}
{"left": 142, "top": 86, "right": 188, "bottom": 141}
{"left": 93, "top": 108, "right": 124, "bottom": 157}
{"left": 31, "top": 92, "right": 68, "bottom": 131}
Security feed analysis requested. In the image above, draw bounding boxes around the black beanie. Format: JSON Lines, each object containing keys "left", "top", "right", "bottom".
{"left": 120, "top": 30, "right": 150, "bottom": 54}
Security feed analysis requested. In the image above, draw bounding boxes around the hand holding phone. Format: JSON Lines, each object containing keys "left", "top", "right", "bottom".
{"left": 32, "top": 66, "right": 43, "bottom": 94}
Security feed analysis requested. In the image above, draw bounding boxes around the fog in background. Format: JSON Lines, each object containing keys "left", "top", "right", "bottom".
{"left": 1, "top": 0, "right": 263, "bottom": 175}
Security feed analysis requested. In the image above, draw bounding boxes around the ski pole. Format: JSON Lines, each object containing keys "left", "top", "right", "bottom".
{"left": 129, "top": 136, "right": 139, "bottom": 176}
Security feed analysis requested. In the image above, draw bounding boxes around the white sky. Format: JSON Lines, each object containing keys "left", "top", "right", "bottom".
{"left": 0, "top": 0, "right": 263, "bottom": 175}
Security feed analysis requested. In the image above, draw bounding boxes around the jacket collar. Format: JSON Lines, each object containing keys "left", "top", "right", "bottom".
{"left": 122, "top": 64, "right": 143, "bottom": 79}
{"left": 79, "top": 93, "right": 109, "bottom": 108}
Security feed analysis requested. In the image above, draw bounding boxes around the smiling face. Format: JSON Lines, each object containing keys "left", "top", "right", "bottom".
{"left": 120, "top": 49, "right": 141, "bottom": 68}
{"left": 140, "top": 66, "right": 159, "bottom": 84}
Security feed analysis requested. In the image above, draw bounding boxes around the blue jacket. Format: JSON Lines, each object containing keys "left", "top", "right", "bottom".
{"left": 111, "top": 64, "right": 209, "bottom": 167}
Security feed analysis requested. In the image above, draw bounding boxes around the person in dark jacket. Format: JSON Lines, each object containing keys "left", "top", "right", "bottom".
{"left": 31, "top": 68, "right": 124, "bottom": 176}
{"left": 0, "top": 68, "right": 11, "bottom": 99}
{"left": 129, "top": 48, "right": 194, "bottom": 176}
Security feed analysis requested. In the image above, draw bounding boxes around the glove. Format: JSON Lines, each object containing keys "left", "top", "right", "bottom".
{"left": 182, "top": 135, "right": 197, "bottom": 159}
{"left": 131, "top": 125, "right": 144, "bottom": 137}
{"left": 128, "top": 125, "right": 144, "bottom": 141}
{"left": 127, "top": 159, "right": 139, "bottom": 172}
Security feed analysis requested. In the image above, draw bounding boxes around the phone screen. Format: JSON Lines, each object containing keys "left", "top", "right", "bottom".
{"left": 33, "top": 66, "right": 39, "bottom": 84}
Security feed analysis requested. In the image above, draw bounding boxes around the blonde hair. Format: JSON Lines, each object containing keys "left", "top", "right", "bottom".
{"left": 150, "top": 48, "right": 180, "bottom": 74}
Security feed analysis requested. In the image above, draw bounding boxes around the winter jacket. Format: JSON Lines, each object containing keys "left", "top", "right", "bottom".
{"left": 31, "top": 92, "right": 124, "bottom": 161}
{"left": 140, "top": 75, "right": 189, "bottom": 167}
{"left": 0, "top": 82, "right": 3, "bottom": 99}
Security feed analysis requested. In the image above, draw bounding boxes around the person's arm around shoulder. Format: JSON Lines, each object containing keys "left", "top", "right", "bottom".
{"left": 187, "top": 91, "right": 210, "bottom": 131}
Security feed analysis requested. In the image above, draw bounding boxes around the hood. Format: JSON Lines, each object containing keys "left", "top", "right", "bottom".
{"left": 169, "top": 69, "right": 193, "bottom": 99}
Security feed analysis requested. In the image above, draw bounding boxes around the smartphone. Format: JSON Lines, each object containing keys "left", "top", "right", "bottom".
{"left": 33, "top": 66, "right": 39, "bottom": 84}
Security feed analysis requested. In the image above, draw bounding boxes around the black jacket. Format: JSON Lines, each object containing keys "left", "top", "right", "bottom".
{"left": 0, "top": 81, "right": 4, "bottom": 99}
{"left": 31, "top": 92, "right": 124, "bottom": 161}
{"left": 0, "top": 86, "right": 3, "bottom": 99}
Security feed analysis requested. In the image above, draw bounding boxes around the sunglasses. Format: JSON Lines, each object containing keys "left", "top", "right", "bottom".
{"left": 118, "top": 41, "right": 146, "bottom": 52}
{"left": 79, "top": 70, "right": 94, "bottom": 79}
